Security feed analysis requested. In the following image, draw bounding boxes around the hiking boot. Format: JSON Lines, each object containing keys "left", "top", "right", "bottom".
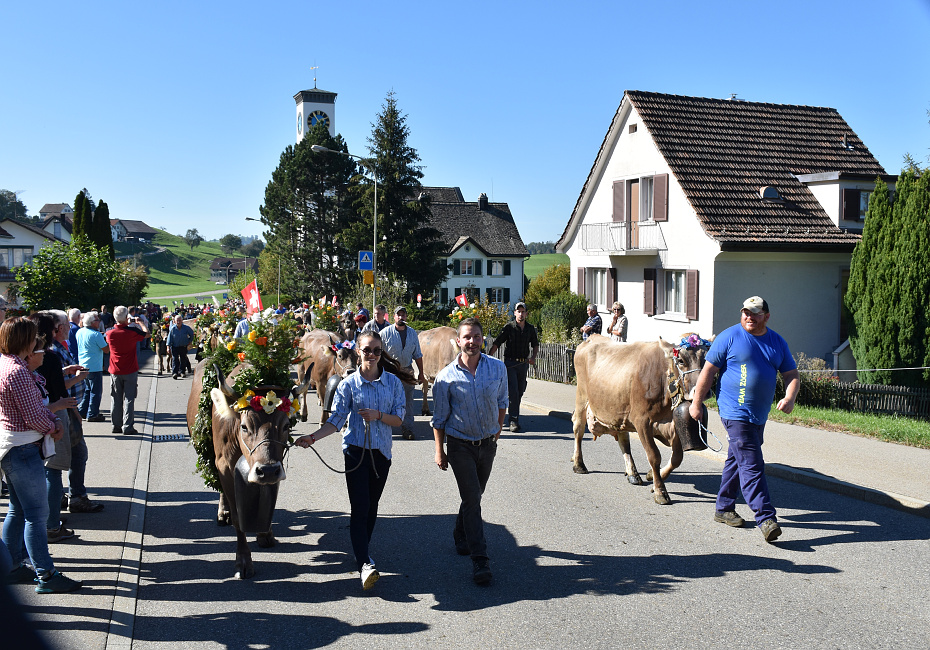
{"left": 714, "top": 510, "right": 745, "bottom": 528}
{"left": 87, "top": 414, "right": 106, "bottom": 422}
{"left": 47, "top": 527, "right": 75, "bottom": 543}
{"left": 5, "top": 564, "right": 37, "bottom": 585}
{"left": 69, "top": 496, "right": 104, "bottom": 513}
{"left": 472, "top": 559, "right": 492, "bottom": 585}
{"left": 509, "top": 419, "right": 522, "bottom": 433}
{"left": 361, "top": 562, "right": 380, "bottom": 590}
{"left": 35, "top": 570, "right": 82, "bottom": 594}
{"left": 759, "top": 518, "right": 782, "bottom": 543}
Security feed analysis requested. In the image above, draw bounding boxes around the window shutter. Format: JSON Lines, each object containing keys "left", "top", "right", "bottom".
{"left": 441, "top": 288, "right": 448, "bottom": 304}
{"left": 475, "top": 259, "right": 482, "bottom": 276}
{"left": 504, "top": 287, "right": 510, "bottom": 303}
{"left": 686, "top": 269, "right": 699, "bottom": 320}
{"left": 504, "top": 259, "right": 511, "bottom": 275}
{"left": 653, "top": 174, "right": 668, "bottom": 222}
{"left": 608, "top": 267, "right": 617, "bottom": 306}
{"left": 453, "top": 259, "right": 460, "bottom": 276}
{"left": 644, "top": 268, "right": 656, "bottom": 315}
{"left": 842, "top": 189, "right": 861, "bottom": 221}
{"left": 577, "top": 267, "right": 586, "bottom": 296}
{"left": 612, "top": 180, "right": 625, "bottom": 223}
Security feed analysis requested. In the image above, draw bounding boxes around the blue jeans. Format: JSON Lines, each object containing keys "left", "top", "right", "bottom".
{"left": 716, "top": 418, "right": 776, "bottom": 524}
{"left": 344, "top": 446, "right": 391, "bottom": 570}
{"left": 504, "top": 359, "right": 529, "bottom": 421}
{"left": 69, "top": 435, "right": 89, "bottom": 498}
{"left": 447, "top": 436, "right": 498, "bottom": 560}
{"left": 110, "top": 372, "right": 138, "bottom": 431}
{"left": 79, "top": 371, "right": 103, "bottom": 418}
{"left": 1, "top": 443, "right": 56, "bottom": 574}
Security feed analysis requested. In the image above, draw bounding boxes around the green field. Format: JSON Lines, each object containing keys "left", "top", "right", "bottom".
{"left": 525, "top": 253, "right": 569, "bottom": 279}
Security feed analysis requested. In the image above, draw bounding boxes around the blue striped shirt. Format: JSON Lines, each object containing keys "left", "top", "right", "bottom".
{"left": 430, "top": 354, "right": 508, "bottom": 441}
{"left": 326, "top": 369, "right": 406, "bottom": 459}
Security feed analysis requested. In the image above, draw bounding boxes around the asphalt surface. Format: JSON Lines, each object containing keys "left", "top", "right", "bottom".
{"left": 4, "top": 353, "right": 930, "bottom": 648}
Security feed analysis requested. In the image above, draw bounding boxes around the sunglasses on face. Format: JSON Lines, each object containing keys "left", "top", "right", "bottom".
{"left": 360, "top": 347, "right": 382, "bottom": 357}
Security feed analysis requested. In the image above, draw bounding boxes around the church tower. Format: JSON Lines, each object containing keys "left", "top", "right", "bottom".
{"left": 294, "top": 82, "right": 336, "bottom": 143}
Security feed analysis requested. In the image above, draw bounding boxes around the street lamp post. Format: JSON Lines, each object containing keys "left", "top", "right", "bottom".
{"left": 310, "top": 144, "right": 378, "bottom": 310}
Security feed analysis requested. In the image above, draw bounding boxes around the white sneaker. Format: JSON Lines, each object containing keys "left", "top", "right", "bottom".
{"left": 361, "top": 562, "right": 380, "bottom": 590}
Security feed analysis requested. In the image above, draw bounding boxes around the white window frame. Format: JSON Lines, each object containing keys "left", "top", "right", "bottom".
{"left": 490, "top": 260, "right": 504, "bottom": 276}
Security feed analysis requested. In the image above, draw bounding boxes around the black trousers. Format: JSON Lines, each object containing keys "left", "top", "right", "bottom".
{"left": 344, "top": 445, "right": 391, "bottom": 570}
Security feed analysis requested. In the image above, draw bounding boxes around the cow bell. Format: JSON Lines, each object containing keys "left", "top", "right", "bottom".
{"left": 233, "top": 455, "right": 280, "bottom": 533}
{"left": 673, "top": 401, "right": 707, "bottom": 452}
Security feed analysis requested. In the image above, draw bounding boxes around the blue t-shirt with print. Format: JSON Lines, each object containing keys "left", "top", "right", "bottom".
{"left": 707, "top": 323, "right": 796, "bottom": 425}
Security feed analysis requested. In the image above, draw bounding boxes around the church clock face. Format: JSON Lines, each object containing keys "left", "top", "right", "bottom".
{"left": 297, "top": 112, "right": 303, "bottom": 134}
{"left": 309, "top": 110, "right": 330, "bottom": 128}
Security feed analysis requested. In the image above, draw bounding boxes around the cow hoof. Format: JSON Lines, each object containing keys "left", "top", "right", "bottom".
{"left": 256, "top": 532, "right": 276, "bottom": 548}
{"left": 627, "top": 473, "right": 644, "bottom": 486}
{"left": 652, "top": 488, "right": 671, "bottom": 505}
{"left": 573, "top": 464, "right": 589, "bottom": 475}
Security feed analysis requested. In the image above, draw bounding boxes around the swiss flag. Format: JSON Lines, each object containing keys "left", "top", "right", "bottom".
{"left": 455, "top": 293, "right": 469, "bottom": 307}
{"left": 241, "top": 280, "right": 263, "bottom": 315}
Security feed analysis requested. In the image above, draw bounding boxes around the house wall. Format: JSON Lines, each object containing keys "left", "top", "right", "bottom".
{"left": 713, "top": 252, "right": 851, "bottom": 360}
{"left": 442, "top": 246, "right": 525, "bottom": 309}
{"left": 563, "top": 102, "right": 720, "bottom": 339}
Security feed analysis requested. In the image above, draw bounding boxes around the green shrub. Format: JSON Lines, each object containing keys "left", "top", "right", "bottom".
{"left": 540, "top": 291, "right": 588, "bottom": 344}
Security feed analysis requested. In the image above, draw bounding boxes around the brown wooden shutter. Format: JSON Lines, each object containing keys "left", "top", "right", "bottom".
{"left": 644, "top": 268, "right": 656, "bottom": 315}
{"left": 577, "top": 267, "right": 586, "bottom": 296}
{"left": 842, "top": 189, "right": 861, "bottom": 221}
{"left": 653, "top": 174, "right": 668, "bottom": 222}
{"left": 686, "top": 269, "right": 699, "bottom": 320}
{"left": 612, "top": 181, "right": 625, "bottom": 222}
{"left": 608, "top": 267, "right": 617, "bottom": 306}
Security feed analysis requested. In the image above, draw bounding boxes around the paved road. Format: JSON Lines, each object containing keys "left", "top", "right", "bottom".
{"left": 6, "top": 354, "right": 930, "bottom": 648}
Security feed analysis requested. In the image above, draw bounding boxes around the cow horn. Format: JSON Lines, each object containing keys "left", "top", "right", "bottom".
{"left": 214, "top": 363, "right": 236, "bottom": 398}
{"left": 293, "top": 362, "right": 314, "bottom": 398}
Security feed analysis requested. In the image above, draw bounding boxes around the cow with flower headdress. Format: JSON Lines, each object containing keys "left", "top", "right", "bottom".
{"left": 186, "top": 311, "right": 312, "bottom": 578}
{"left": 571, "top": 332, "right": 711, "bottom": 505}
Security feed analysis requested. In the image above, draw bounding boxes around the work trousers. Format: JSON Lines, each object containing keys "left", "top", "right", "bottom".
{"left": 716, "top": 418, "right": 776, "bottom": 524}
{"left": 344, "top": 445, "right": 391, "bottom": 570}
{"left": 447, "top": 435, "right": 498, "bottom": 560}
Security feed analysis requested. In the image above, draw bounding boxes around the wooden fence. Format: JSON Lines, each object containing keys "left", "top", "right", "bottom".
{"left": 488, "top": 342, "right": 576, "bottom": 384}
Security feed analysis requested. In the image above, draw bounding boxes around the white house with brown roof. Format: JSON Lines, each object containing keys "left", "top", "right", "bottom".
{"left": 424, "top": 187, "right": 529, "bottom": 309}
{"left": 557, "top": 90, "right": 895, "bottom": 361}
{"left": 0, "top": 217, "right": 68, "bottom": 301}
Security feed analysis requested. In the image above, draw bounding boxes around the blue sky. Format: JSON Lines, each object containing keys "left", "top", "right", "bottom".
{"left": 3, "top": 1, "right": 929, "bottom": 246}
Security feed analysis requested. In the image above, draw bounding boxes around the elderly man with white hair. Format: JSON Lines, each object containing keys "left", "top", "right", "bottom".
{"left": 105, "top": 306, "right": 147, "bottom": 435}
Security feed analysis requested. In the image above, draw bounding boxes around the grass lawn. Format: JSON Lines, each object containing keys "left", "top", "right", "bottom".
{"left": 525, "top": 253, "right": 569, "bottom": 279}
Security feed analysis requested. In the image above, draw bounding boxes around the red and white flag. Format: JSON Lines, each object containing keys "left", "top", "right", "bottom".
{"left": 241, "top": 280, "right": 263, "bottom": 315}
{"left": 455, "top": 293, "right": 469, "bottom": 307}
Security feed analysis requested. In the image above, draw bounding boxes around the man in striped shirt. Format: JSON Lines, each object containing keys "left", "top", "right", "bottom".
{"left": 431, "top": 317, "right": 507, "bottom": 585}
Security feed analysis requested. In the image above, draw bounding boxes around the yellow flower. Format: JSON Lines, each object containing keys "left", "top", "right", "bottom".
{"left": 248, "top": 331, "right": 258, "bottom": 342}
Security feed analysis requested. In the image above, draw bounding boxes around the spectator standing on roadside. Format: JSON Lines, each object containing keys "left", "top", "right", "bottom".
{"left": 76, "top": 312, "right": 108, "bottom": 422}
{"left": 106, "top": 307, "right": 147, "bottom": 435}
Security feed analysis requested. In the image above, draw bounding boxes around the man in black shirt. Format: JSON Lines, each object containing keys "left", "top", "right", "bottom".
{"left": 488, "top": 302, "right": 539, "bottom": 433}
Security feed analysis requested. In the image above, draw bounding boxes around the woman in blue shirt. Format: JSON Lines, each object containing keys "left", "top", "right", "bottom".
{"left": 295, "top": 331, "right": 416, "bottom": 590}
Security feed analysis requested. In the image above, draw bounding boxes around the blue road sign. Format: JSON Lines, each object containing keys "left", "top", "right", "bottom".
{"left": 358, "top": 251, "right": 374, "bottom": 271}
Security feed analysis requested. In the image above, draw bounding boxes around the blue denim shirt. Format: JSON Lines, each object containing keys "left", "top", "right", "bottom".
{"left": 326, "top": 369, "right": 406, "bottom": 459}
{"left": 430, "top": 354, "right": 508, "bottom": 441}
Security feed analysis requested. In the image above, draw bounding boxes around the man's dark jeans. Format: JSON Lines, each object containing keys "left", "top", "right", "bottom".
{"left": 504, "top": 359, "right": 529, "bottom": 422}
{"left": 447, "top": 435, "right": 497, "bottom": 560}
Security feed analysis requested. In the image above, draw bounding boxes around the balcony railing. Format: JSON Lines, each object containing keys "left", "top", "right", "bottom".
{"left": 579, "top": 221, "right": 667, "bottom": 254}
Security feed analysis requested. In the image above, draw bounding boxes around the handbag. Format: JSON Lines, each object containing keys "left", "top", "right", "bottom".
{"left": 44, "top": 416, "right": 72, "bottom": 471}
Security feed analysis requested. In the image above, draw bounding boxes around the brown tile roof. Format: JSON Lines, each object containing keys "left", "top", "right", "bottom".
{"left": 562, "top": 91, "right": 890, "bottom": 251}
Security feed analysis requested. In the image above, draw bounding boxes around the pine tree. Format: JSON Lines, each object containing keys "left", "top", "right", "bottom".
{"left": 93, "top": 200, "right": 114, "bottom": 259}
{"left": 344, "top": 91, "right": 447, "bottom": 299}
{"left": 72, "top": 190, "right": 87, "bottom": 240}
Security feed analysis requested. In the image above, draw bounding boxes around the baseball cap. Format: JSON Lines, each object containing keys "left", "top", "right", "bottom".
{"left": 742, "top": 296, "right": 769, "bottom": 314}
{"left": 394, "top": 306, "right": 407, "bottom": 315}
{"left": 514, "top": 302, "right": 527, "bottom": 310}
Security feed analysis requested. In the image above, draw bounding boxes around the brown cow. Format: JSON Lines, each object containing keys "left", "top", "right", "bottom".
{"left": 571, "top": 334, "right": 708, "bottom": 505}
{"left": 186, "top": 360, "right": 312, "bottom": 579}
{"left": 417, "top": 326, "right": 460, "bottom": 416}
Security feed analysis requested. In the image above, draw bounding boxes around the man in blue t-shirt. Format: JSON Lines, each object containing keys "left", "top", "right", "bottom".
{"left": 690, "top": 296, "right": 799, "bottom": 543}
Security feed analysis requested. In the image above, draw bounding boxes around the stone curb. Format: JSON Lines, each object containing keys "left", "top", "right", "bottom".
{"left": 522, "top": 400, "right": 930, "bottom": 520}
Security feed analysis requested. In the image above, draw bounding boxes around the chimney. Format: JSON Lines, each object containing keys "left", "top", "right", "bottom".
{"left": 478, "top": 193, "right": 488, "bottom": 211}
